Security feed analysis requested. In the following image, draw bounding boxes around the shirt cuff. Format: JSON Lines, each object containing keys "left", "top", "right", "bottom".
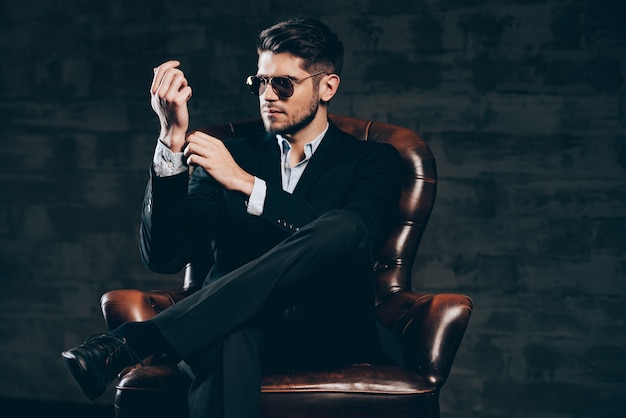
{"left": 246, "top": 177, "right": 267, "bottom": 216}
{"left": 153, "top": 140, "right": 188, "bottom": 177}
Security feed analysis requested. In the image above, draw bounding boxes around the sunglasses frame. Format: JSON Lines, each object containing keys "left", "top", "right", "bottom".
{"left": 245, "top": 71, "right": 328, "bottom": 98}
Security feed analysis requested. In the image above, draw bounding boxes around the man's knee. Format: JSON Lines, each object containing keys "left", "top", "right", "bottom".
{"left": 304, "top": 209, "right": 372, "bottom": 253}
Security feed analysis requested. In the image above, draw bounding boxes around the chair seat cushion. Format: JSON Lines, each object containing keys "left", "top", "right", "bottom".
{"left": 116, "top": 363, "right": 439, "bottom": 418}
{"left": 262, "top": 363, "right": 435, "bottom": 395}
{"left": 117, "top": 363, "right": 435, "bottom": 395}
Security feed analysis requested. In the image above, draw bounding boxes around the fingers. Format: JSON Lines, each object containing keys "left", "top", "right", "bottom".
{"left": 183, "top": 131, "right": 254, "bottom": 194}
{"left": 151, "top": 60, "right": 180, "bottom": 94}
{"left": 184, "top": 131, "right": 221, "bottom": 161}
{"left": 151, "top": 60, "right": 192, "bottom": 104}
{"left": 150, "top": 60, "right": 178, "bottom": 94}
{"left": 184, "top": 131, "right": 231, "bottom": 168}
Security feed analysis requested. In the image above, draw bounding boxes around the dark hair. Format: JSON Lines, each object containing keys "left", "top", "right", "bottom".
{"left": 257, "top": 17, "right": 344, "bottom": 76}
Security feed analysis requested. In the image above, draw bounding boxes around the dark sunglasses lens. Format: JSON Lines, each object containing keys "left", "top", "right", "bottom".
{"left": 246, "top": 76, "right": 294, "bottom": 98}
{"left": 271, "top": 77, "right": 294, "bottom": 98}
{"left": 247, "top": 76, "right": 263, "bottom": 95}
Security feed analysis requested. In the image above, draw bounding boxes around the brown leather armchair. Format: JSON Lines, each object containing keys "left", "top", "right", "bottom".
{"left": 100, "top": 115, "right": 473, "bottom": 418}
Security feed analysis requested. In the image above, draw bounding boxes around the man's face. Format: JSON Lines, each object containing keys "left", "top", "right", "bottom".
{"left": 256, "top": 51, "right": 321, "bottom": 135}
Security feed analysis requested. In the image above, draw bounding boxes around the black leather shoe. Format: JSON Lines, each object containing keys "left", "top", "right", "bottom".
{"left": 62, "top": 333, "right": 144, "bottom": 401}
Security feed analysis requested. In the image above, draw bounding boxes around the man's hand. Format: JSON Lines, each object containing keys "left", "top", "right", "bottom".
{"left": 150, "top": 60, "right": 192, "bottom": 152}
{"left": 185, "top": 130, "right": 255, "bottom": 196}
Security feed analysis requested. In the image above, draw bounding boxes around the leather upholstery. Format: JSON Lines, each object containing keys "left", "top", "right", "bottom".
{"left": 100, "top": 115, "right": 473, "bottom": 418}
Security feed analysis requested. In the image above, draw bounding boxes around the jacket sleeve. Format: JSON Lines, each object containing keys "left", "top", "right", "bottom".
{"left": 139, "top": 166, "right": 221, "bottom": 275}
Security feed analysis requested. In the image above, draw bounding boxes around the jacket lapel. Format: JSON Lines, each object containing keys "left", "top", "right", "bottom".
{"left": 292, "top": 122, "right": 345, "bottom": 197}
{"left": 255, "top": 132, "right": 282, "bottom": 187}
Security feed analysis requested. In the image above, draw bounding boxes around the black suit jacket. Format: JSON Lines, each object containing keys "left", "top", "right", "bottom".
{"left": 140, "top": 121, "right": 401, "bottom": 286}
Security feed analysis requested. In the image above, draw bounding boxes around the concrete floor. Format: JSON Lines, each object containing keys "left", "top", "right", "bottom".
{"left": 0, "top": 397, "right": 114, "bottom": 418}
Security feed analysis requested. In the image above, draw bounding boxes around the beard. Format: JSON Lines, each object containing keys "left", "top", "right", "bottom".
{"left": 262, "top": 93, "right": 320, "bottom": 136}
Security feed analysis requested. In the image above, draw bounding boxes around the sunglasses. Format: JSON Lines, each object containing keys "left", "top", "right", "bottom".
{"left": 245, "top": 71, "right": 328, "bottom": 98}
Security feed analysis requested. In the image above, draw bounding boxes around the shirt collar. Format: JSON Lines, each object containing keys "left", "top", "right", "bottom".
{"left": 276, "top": 122, "right": 329, "bottom": 159}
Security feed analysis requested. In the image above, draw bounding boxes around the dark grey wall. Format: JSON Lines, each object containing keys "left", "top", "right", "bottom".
{"left": 1, "top": 1, "right": 624, "bottom": 417}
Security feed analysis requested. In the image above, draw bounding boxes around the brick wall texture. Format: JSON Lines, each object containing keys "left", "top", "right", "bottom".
{"left": 0, "top": 0, "right": 624, "bottom": 417}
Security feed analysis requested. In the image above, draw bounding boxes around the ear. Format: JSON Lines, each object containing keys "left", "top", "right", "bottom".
{"left": 319, "top": 74, "right": 340, "bottom": 103}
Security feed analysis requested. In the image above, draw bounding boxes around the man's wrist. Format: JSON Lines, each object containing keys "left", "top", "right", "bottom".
{"left": 153, "top": 140, "right": 188, "bottom": 177}
{"left": 159, "top": 128, "right": 187, "bottom": 152}
{"left": 237, "top": 173, "right": 256, "bottom": 196}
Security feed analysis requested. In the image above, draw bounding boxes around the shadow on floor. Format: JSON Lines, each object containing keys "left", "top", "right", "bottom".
{"left": 0, "top": 397, "right": 114, "bottom": 418}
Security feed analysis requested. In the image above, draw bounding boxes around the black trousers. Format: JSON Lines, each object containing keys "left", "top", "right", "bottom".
{"left": 150, "top": 209, "right": 384, "bottom": 418}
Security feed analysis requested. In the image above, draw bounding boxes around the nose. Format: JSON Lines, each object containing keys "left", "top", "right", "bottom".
{"left": 260, "top": 82, "right": 279, "bottom": 101}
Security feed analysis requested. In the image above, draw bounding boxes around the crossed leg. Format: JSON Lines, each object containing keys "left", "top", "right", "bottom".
{"left": 150, "top": 209, "right": 383, "bottom": 417}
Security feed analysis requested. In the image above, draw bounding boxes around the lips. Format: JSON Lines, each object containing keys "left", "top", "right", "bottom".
{"left": 263, "top": 106, "right": 284, "bottom": 116}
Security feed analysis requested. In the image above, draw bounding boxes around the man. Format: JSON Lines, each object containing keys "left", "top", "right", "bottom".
{"left": 62, "top": 17, "right": 401, "bottom": 417}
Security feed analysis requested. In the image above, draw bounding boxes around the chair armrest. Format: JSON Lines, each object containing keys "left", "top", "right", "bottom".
{"left": 99, "top": 287, "right": 196, "bottom": 370}
{"left": 376, "top": 290, "right": 473, "bottom": 388}
{"left": 100, "top": 288, "right": 197, "bottom": 331}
